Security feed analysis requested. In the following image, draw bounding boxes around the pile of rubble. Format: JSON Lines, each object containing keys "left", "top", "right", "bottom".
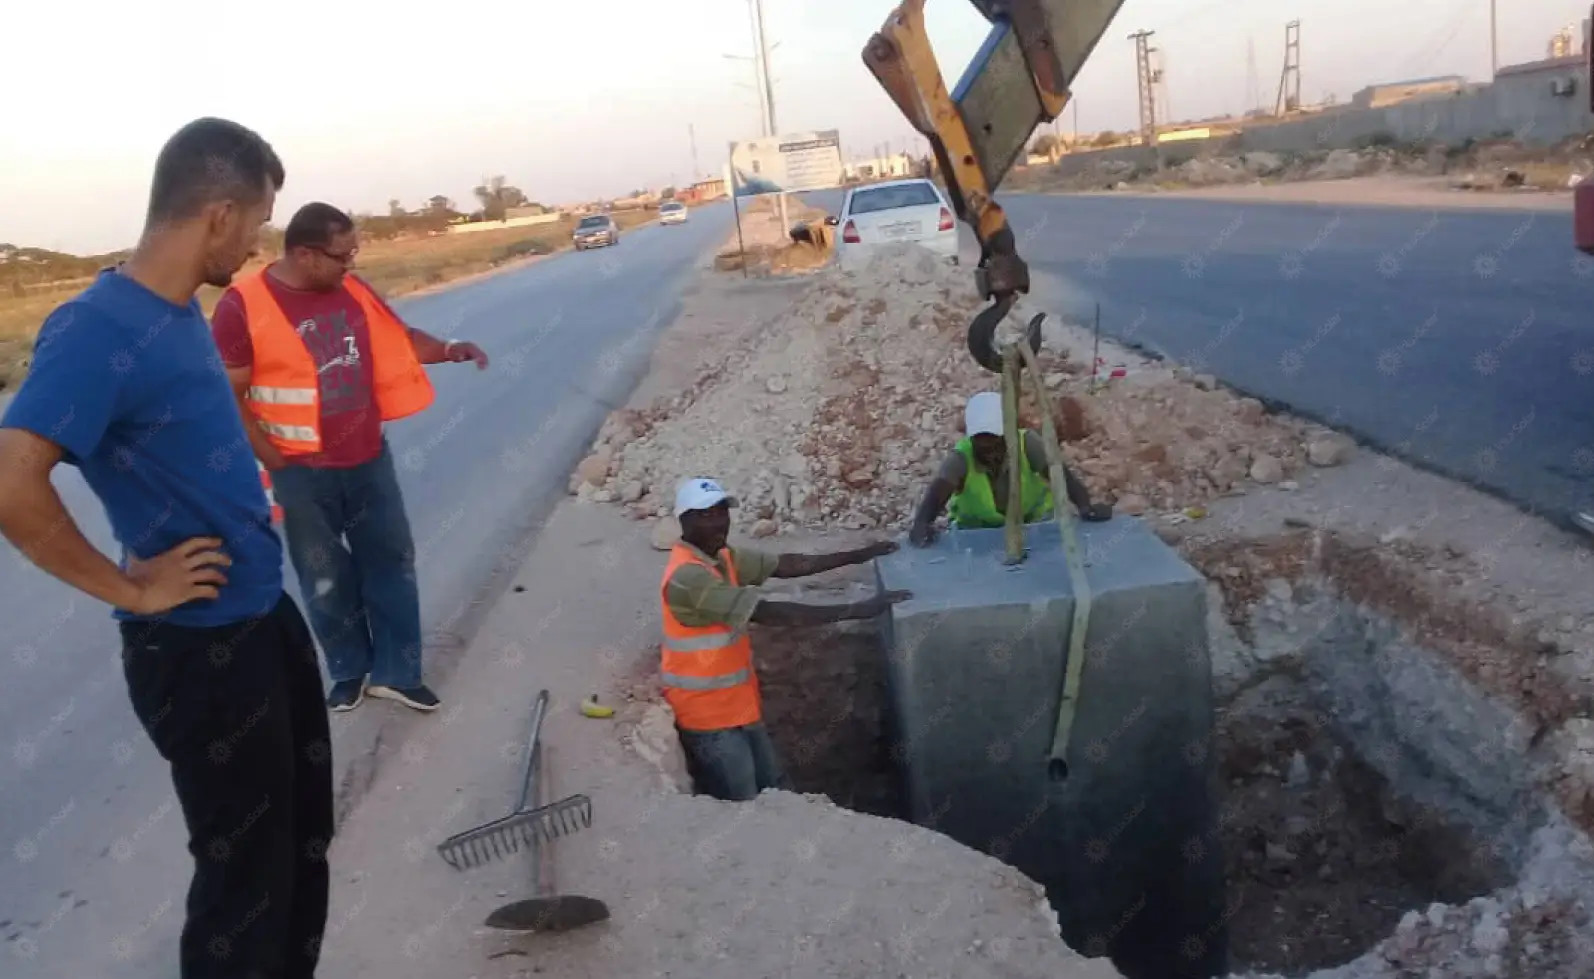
{"left": 1031, "top": 135, "right": 1593, "bottom": 194}
{"left": 572, "top": 243, "right": 1355, "bottom": 538}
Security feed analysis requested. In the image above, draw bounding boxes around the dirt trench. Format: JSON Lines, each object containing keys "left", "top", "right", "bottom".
{"left": 739, "top": 529, "right": 1594, "bottom": 978}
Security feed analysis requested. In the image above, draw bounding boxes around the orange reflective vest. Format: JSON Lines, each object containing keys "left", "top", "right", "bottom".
{"left": 232, "top": 270, "right": 436, "bottom": 457}
{"left": 658, "top": 543, "right": 761, "bottom": 732}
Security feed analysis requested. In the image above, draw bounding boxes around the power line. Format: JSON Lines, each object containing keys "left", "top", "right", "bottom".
{"left": 1397, "top": 2, "right": 1479, "bottom": 80}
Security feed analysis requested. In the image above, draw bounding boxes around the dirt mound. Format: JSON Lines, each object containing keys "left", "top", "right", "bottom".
{"left": 1019, "top": 135, "right": 1594, "bottom": 196}
{"left": 574, "top": 243, "right": 1333, "bottom": 534}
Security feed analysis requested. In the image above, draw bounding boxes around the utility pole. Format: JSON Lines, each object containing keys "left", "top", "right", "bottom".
{"left": 1489, "top": 0, "right": 1498, "bottom": 77}
{"left": 1152, "top": 46, "right": 1171, "bottom": 128}
{"left": 1275, "top": 20, "right": 1301, "bottom": 116}
{"left": 749, "top": 0, "right": 787, "bottom": 232}
{"left": 1128, "top": 30, "right": 1158, "bottom": 147}
{"left": 1246, "top": 37, "right": 1262, "bottom": 115}
{"left": 689, "top": 124, "right": 700, "bottom": 183}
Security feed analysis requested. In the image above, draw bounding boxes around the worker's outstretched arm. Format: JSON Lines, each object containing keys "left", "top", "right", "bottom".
{"left": 353, "top": 275, "right": 488, "bottom": 368}
{"left": 772, "top": 540, "right": 898, "bottom": 579}
{"left": 749, "top": 589, "right": 912, "bottom": 626}
{"left": 1025, "top": 431, "right": 1112, "bottom": 522}
{"left": 909, "top": 475, "right": 958, "bottom": 547}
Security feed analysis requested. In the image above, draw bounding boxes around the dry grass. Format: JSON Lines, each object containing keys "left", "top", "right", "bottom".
{"left": 0, "top": 209, "right": 659, "bottom": 391}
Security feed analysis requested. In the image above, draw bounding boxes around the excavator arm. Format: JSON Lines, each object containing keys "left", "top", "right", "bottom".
{"left": 862, "top": 0, "right": 1127, "bottom": 372}
{"left": 863, "top": 1, "right": 1129, "bottom": 783}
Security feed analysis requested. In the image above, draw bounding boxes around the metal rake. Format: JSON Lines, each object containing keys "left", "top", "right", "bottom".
{"left": 436, "top": 690, "right": 594, "bottom": 871}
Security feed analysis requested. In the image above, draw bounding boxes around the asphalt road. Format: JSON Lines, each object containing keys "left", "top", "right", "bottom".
{"left": 1001, "top": 193, "right": 1593, "bottom": 528}
{"left": 818, "top": 187, "right": 1591, "bottom": 528}
{"left": 0, "top": 205, "right": 737, "bottom": 977}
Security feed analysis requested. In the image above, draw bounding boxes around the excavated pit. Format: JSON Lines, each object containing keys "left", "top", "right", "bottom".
{"left": 747, "top": 528, "right": 1594, "bottom": 978}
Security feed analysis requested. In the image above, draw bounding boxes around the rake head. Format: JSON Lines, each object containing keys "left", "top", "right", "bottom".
{"left": 436, "top": 793, "right": 593, "bottom": 871}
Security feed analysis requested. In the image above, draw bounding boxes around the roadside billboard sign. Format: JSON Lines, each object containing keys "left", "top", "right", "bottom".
{"left": 728, "top": 130, "right": 844, "bottom": 197}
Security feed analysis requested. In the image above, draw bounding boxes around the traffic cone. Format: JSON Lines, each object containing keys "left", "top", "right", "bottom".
{"left": 258, "top": 462, "right": 283, "bottom": 525}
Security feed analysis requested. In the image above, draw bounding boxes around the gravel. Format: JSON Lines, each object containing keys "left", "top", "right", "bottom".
{"left": 573, "top": 242, "right": 1331, "bottom": 535}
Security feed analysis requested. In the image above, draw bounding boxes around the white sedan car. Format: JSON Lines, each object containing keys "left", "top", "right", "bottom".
{"left": 831, "top": 178, "right": 960, "bottom": 270}
{"left": 660, "top": 200, "right": 688, "bottom": 225}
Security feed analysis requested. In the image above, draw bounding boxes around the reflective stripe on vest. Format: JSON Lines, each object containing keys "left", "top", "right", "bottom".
{"left": 662, "top": 629, "right": 747, "bottom": 653}
{"left": 232, "top": 270, "right": 437, "bottom": 456}
{"left": 658, "top": 543, "right": 761, "bottom": 732}
{"left": 659, "top": 667, "right": 752, "bottom": 690}
{"left": 247, "top": 385, "right": 317, "bottom": 405}
{"left": 947, "top": 433, "right": 1054, "bottom": 529}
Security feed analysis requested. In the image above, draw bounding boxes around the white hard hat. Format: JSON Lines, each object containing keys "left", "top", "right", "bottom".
{"left": 964, "top": 391, "right": 1004, "bottom": 437}
{"left": 674, "top": 477, "right": 739, "bottom": 517}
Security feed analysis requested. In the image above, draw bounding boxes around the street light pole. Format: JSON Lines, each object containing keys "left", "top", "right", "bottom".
{"left": 750, "top": 0, "right": 788, "bottom": 232}
{"left": 1489, "top": 0, "right": 1498, "bottom": 78}
{"left": 724, "top": 53, "right": 769, "bottom": 134}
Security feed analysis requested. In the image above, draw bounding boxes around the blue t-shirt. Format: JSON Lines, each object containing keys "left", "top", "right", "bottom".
{"left": 1, "top": 268, "right": 284, "bottom": 627}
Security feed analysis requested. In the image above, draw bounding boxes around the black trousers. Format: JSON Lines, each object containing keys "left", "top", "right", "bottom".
{"left": 120, "top": 592, "right": 334, "bottom": 979}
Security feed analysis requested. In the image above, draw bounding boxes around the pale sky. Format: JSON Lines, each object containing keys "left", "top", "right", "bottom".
{"left": 0, "top": 0, "right": 1579, "bottom": 254}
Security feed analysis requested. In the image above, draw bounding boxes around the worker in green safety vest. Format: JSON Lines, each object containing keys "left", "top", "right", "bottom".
{"left": 909, "top": 392, "right": 1112, "bottom": 547}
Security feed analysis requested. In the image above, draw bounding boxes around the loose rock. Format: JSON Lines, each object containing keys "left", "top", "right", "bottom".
{"left": 1307, "top": 433, "right": 1356, "bottom": 467}
{"left": 649, "top": 519, "right": 681, "bottom": 551}
{"left": 1250, "top": 454, "right": 1285, "bottom": 485}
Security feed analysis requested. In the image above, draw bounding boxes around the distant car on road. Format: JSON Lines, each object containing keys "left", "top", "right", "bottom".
{"left": 573, "top": 214, "right": 620, "bottom": 250}
{"left": 659, "top": 200, "right": 688, "bottom": 225}
{"left": 829, "top": 178, "right": 959, "bottom": 270}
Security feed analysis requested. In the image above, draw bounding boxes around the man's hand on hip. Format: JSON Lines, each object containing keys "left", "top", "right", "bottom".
{"left": 125, "top": 537, "right": 232, "bottom": 615}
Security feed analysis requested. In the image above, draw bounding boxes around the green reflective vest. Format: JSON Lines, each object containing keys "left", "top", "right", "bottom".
{"left": 947, "top": 434, "right": 1054, "bottom": 529}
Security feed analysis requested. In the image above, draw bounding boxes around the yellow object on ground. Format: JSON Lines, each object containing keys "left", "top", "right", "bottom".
{"left": 579, "top": 696, "right": 615, "bottom": 719}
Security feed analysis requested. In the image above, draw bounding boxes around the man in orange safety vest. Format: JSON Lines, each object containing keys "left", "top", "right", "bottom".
{"left": 659, "top": 477, "right": 912, "bottom": 801}
{"left": 213, "top": 202, "right": 489, "bottom": 715}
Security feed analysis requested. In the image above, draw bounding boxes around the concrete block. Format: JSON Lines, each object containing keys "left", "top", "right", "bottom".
{"left": 876, "top": 517, "right": 1227, "bottom": 979}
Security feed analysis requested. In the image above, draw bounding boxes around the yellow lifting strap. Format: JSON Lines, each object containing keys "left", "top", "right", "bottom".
{"left": 999, "top": 338, "right": 1092, "bottom": 782}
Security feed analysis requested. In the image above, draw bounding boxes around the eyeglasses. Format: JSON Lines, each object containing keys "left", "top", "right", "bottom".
{"left": 310, "top": 246, "right": 358, "bottom": 265}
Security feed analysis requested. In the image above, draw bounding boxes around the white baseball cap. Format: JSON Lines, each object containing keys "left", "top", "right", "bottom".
{"left": 964, "top": 391, "right": 1004, "bottom": 437}
{"left": 674, "top": 477, "right": 739, "bottom": 517}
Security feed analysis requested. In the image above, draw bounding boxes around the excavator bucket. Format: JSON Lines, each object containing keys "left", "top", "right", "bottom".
{"left": 864, "top": 0, "right": 1127, "bottom": 211}
{"left": 955, "top": 0, "right": 1129, "bottom": 191}
{"left": 863, "top": 0, "right": 1128, "bottom": 371}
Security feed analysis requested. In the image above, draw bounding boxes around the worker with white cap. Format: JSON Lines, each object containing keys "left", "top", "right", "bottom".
{"left": 909, "top": 391, "right": 1111, "bottom": 547}
{"left": 658, "top": 477, "right": 911, "bottom": 801}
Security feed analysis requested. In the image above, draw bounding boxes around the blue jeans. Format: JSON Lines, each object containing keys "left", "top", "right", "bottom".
{"left": 676, "top": 722, "right": 793, "bottom": 801}
{"left": 270, "top": 440, "right": 424, "bottom": 689}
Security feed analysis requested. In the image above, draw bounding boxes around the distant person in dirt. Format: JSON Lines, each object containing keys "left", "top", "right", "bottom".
{"left": 662, "top": 477, "right": 911, "bottom": 801}
{"left": 211, "top": 202, "right": 489, "bottom": 715}
{"left": 909, "top": 391, "right": 1112, "bottom": 547}
{"left": 0, "top": 118, "right": 335, "bottom": 979}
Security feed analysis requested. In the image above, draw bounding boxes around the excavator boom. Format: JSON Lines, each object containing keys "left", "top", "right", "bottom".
{"left": 863, "top": 0, "right": 1127, "bottom": 371}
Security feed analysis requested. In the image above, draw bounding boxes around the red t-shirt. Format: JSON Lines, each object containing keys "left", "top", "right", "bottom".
{"left": 211, "top": 271, "right": 391, "bottom": 469}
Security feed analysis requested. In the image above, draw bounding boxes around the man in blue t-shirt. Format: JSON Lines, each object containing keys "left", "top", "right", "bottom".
{"left": 0, "top": 119, "right": 333, "bottom": 979}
